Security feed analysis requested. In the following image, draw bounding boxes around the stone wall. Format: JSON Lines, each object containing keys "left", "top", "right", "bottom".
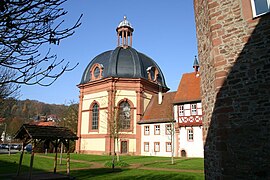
{"left": 194, "top": 0, "right": 270, "bottom": 179}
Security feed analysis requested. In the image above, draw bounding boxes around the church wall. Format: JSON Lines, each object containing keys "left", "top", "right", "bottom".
{"left": 115, "top": 90, "right": 137, "bottom": 133}
{"left": 80, "top": 138, "right": 106, "bottom": 152}
{"left": 82, "top": 91, "right": 108, "bottom": 111}
{"left": 128, "top": 139, "right": 137, "bottom": 155}
{"left": 143, "top": 92, "right": 153, "bottom": 112}
{"left": 80, "top": 91, "right": 108, "bottom": 135}
{"left": 115, "top": 90, "right": 137, "bottom": 107}
{"left": 80, "top": 112, "right": 89, "bottom": 134}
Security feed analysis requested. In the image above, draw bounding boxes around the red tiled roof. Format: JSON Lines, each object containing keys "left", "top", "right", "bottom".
{"left": 140, "top": 92, "right": 176, "bottom": 123}
{"left": 173, "top": 72, "right": 201, "bottom": 104}
{"left": 29, "top": 121, "right": 56, "bottom": 126}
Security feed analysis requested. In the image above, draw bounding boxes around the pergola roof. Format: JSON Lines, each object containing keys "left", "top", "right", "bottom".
{"left": 14, "top": 124, "right": 78, "bottom": 141}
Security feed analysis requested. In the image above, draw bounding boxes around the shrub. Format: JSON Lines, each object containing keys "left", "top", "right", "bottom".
{"left": 104, "top": 161, "right": 129, "bottom": 168}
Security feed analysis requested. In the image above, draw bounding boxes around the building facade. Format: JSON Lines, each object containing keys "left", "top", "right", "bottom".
{"left": 76, "top": 17, "right": 169, "bottom": 155}
{"left": 194, "top": 0, "right": 270, "bottom": 179}
{"left": 139, "top": 61, "right": 204, "bottom": 158}
{"left": 173, "top": 61, "right": 203, "bottom": 158}
{"left": 138, "top": 92, "right": 177, "bottom": 157}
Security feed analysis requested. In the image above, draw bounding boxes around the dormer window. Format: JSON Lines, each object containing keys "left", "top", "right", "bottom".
{"left": 90, "top": 63, "right": 103, "bottom": 81}
{"left": 147, "top": 66, "right": 159, "bottom": 82}
{"left": 94, "top": 67, "right": 100, "bottom": 78}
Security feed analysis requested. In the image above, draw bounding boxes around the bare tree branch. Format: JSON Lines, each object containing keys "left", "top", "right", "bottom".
{"left": 0, "top": 0, "right": 82, "bottom": 86}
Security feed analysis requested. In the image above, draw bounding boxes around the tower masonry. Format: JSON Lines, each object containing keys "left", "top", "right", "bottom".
{"left": 194, "top": 0, "right": 270, "bottom": 179}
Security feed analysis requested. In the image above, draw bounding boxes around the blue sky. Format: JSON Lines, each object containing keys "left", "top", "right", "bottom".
{"left": 20, "top": 1, "right": 198, "bottom": 104}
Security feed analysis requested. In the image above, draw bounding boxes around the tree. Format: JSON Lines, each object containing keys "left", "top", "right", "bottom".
{"left": 0, "top": 68, "right": 19, "bottom": 99}
{"left": 0, "top": 0, "right": 82, "bottom": 87}
{"left": 60, "top": 101, "right": 78, "bottom": 132}
{"left": 59, "top": 101, "right": 78, "bottom": 152}
{"left": 167, "top": 120, "right": 175, "bottom": 165}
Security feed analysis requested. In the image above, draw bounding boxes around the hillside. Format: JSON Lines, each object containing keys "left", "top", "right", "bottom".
{"left": 0, "top": 98, "right": 78, "bottom": 140}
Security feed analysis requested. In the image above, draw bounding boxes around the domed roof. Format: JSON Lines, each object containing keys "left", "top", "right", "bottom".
{"left": 80, "top": 46, "right": 168, "bottom": 89}
{"left": 117, "top": 16, "right": 133, "bottom": 29}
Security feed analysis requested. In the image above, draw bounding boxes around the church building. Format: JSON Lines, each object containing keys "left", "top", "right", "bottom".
{"left": 75, "top": 17, "right": 169, "bottom": 155}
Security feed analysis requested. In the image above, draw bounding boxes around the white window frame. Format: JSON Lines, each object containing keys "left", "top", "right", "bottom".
{"left": 154, "top": 125, "right": 160, "bottom": 135}
{"left": 191, "top": 104, "right": 197, "bottom": 115}
{"left": 154, "top": 142, "right": 160, "bottom": 152}
{"left": 144, "top": 142, "right": 149, "bottom": 152}
{"left": 250, "top": 0, "right": 270, "bottom": 17}
{"left": 187, "top": 129, "right": 194, "bottom": 141}
{"left": 166, "top": 142, "right": 172, "bottom": 152}
{"left": 179, "top": 105, "right": 184, "bottom": 116}
{"left": 165, "top": 124, "right": 171, "bottom": 135}
{"left": 144, "top": 126, "right": 150, "bottom": 135}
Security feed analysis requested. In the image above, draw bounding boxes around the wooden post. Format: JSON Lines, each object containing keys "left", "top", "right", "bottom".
{"left": 66, "top": 140, "right": 70, "bottom": 176}
{"left": 59, "top": 142, "right": 63, "bottom": 165}
{"left": 29, "top": 141, "right": 35, "bottom": 179}
{"left": 16, "top": 143, "right": 25, "bottom": 176}
{"left": 53, "top": 140, "right": 58, "bottom": 174}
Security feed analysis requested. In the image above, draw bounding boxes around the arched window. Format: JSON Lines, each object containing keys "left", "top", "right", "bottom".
{"left": 91, "top": 103, "right": 99, "bottom": 130}
{"left": 90, "top": 63, "right": 103, "bottom": 81}
{"left": 119, "top": 101, "right": 131, "bottom": 129}
{"left": 93, "top": 67, "right": 100, "bottom": 78}
{"left": 147, "top": 66, "right": 159, "bottom": 82}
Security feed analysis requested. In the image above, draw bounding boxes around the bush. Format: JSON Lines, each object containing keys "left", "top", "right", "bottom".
{"left": 104, "top": 161, "right": 129, "bottom": 168}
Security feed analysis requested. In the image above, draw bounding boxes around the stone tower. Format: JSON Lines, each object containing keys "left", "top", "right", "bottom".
{"left": 194, "top": 0, "right": 270, "bottom": 179}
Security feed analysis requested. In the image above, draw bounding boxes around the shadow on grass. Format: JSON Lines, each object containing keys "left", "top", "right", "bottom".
{"left": 70, "top": 168, "right": 202, "bottom": 180}
{"left": 0, "top": 159, "right": 48, "bottom": 179}
{"left": 69, "top": 168, "right": 123, "bottom": 179}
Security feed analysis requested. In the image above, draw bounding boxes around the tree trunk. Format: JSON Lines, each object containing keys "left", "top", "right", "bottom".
{"left": 53, "top": 140, "right": 58, "bottom": 173}
{"left": 171, "top": 122, "right": 175, "bottom": 165}
{"left": 17, "top": 143, "right": 25, "bottom": 176}
{"left": 29, "top": 142, "right": 35, "bottom": 179}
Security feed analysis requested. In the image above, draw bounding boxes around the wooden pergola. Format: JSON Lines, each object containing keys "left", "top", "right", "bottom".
{"left": 14, "top": 124, "right": 78, "bottom": 179}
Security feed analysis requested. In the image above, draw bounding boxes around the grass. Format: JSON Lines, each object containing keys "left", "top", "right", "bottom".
{"left": 0, "top": 153, "right": 91, "bottom": 174}
{"left": 70, "top": 168, "right": 204, "bottom": 180}
{"left": 0, "top": 153, "right": 204, "bottom": 180}
{"left": 143, "top": 158, "right": 204, "bottom": 170}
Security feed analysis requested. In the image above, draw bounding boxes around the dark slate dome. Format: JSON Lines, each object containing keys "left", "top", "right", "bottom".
{"left": 80, "top": 46, "right": 168, "bottom": 89}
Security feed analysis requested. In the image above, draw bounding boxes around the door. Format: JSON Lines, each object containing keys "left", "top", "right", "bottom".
{"left": 121, "top": 141, "right": 128, "bottom": 154}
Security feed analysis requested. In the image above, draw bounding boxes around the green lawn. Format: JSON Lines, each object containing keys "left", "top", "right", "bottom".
{"left": 0, "top": 153, "right": 91, "bottom": 174}
{"left": 0, "top": 153, "right": 204, "bottom": 180}
{"left": 70, "top": 168, "right": 204, "bottom": 180}
{"left": 143, "top": 158, "right": 204, "bottom": 170}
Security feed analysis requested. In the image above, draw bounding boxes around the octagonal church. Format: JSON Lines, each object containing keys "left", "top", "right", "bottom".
{"left": 75, "top": 17, "right": 169, "bottom": 155}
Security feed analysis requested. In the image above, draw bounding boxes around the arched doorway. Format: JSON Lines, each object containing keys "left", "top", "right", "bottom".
{"left": 181, "top": 150, "right": 186, "bottom": 157}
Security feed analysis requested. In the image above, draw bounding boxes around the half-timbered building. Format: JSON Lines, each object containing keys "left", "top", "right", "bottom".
{"left": 173, "top": 58, "right": 204, "bottom": 157}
